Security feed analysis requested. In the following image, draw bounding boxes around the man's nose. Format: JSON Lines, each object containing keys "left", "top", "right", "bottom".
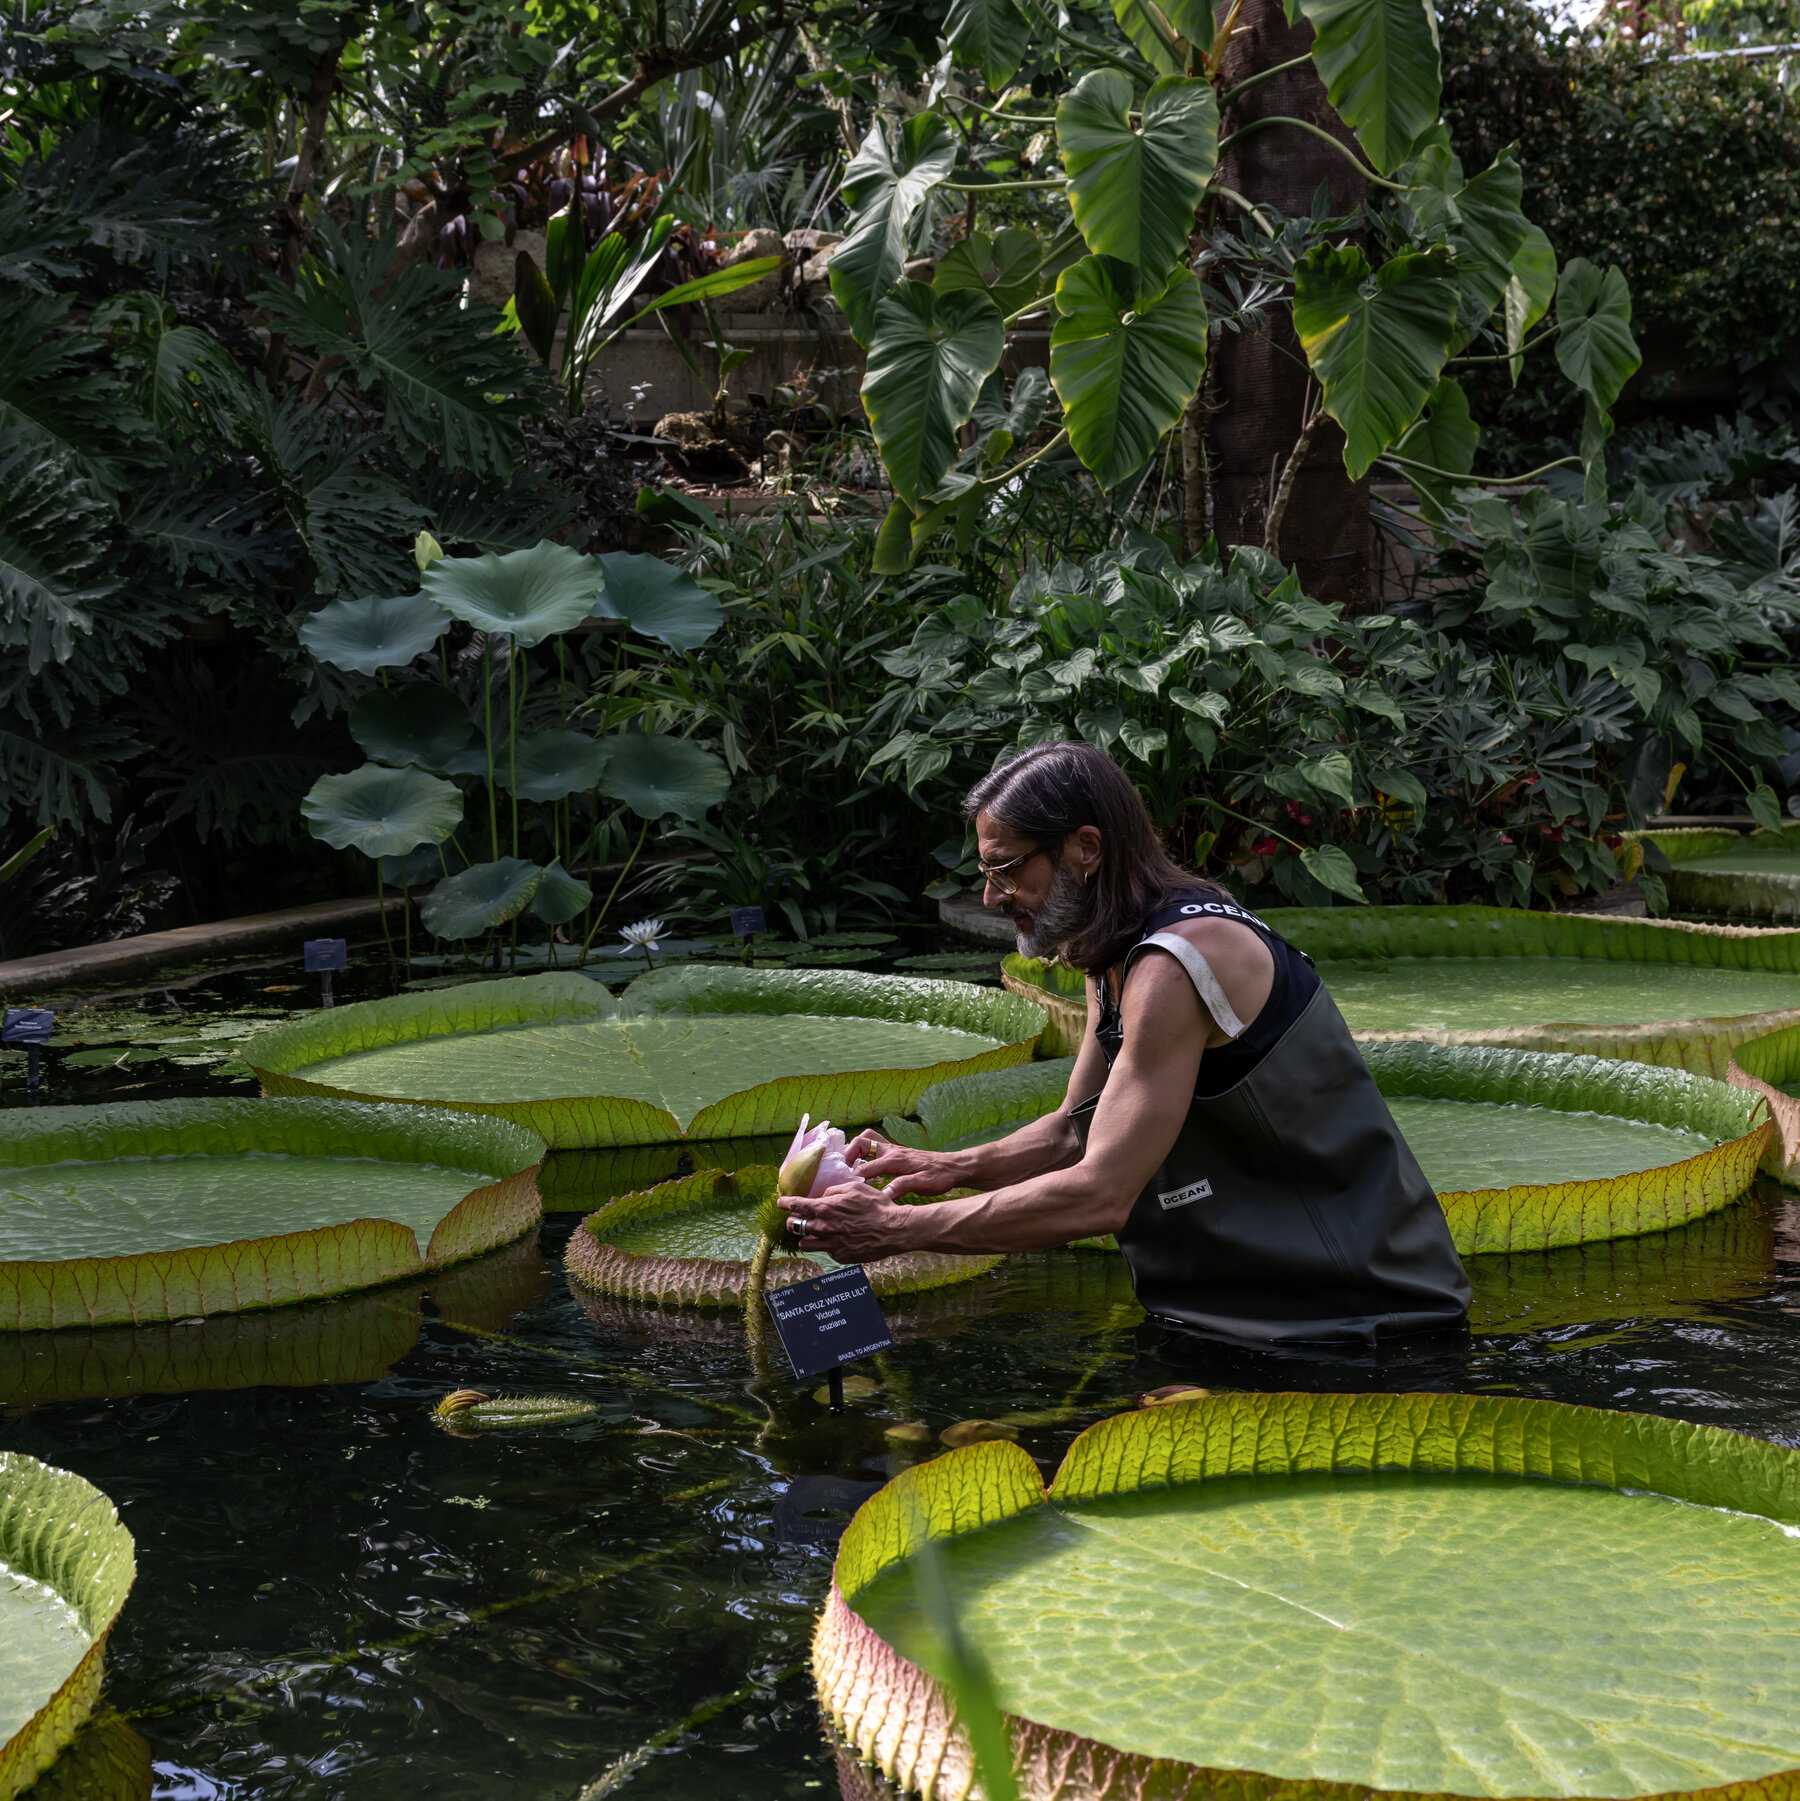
{"left": 983, "top": 877, "right": 1010, "bottom": 909}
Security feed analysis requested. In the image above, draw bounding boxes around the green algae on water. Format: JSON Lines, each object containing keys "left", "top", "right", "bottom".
{"left": 1387, "top": 1097, "right": 1711, "bottom": 1192}
{"left": 853, "top": 1469, "right": 1800, "bottom": 1800}
{"left": 1321, "top": 956, "right": 1800, "bottom": 1033}
{"left": 0, "top": 1558, "right": 91, "bottom": 1742}
{"left": 295, "top": 1014, "right": 1004, "bottom": 1128}
{"left": 0, "top": 1152, "right": 490, "bottom": 1261}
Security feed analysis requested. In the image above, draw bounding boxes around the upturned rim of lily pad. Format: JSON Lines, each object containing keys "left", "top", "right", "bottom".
{"left": 0, "top": 1451, "right": 135, "bottom": 1797}
{"left": 245, "top": 969, "right": 1048, "bottom": 1149}
{"left": 564, "top": 1163, "right": 1002, "bottom": 1308}
{"left": 0, "top": 1099, "right": 544, "bottom": 1331}
{"left": 817, "top": 1390, "right": 1800, "bottom": 1801}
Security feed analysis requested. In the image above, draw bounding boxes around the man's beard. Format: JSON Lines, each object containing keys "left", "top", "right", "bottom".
{"left": 1008, "top": 860, "right": 1088, "bottom": 959}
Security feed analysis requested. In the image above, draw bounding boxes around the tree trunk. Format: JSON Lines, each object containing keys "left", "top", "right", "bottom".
{"left": 279, "top": 40, "right": 347, "bottom": 281}
{"left": 1211, "top": 0, "right": 1372, "bottom": 608}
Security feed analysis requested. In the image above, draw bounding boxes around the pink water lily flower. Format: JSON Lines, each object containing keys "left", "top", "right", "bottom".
{"left": 778, "top": 1114, "right": 858, "bottom": 1197}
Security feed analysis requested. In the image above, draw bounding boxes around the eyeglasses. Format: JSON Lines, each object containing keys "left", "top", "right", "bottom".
{"left": 977, "top": 845, "right": 1049, "bottom": 897}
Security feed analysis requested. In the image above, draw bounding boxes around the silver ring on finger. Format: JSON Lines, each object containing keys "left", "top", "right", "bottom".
{"left": 791, "top": 1217, "right": 809, "bottom": 1236}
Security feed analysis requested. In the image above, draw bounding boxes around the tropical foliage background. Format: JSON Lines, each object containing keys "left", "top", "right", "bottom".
{"left": 2, "top": 0, "right": 1797, "bottom": 957}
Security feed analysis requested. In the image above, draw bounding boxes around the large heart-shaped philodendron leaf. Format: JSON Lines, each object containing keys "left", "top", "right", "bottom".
{"left": 1050, "top": 257, "right": 1207, "bottom": 489}
{"left": 1445, "top": 149, "right": 1530, "bottom": 338}
{"left": 1296, "top": 0, "right": 1441, "bottom": 175}
{"left": 943, "top": 0, "right": 1029, "bottom": 90}
{"left": 934, "top": 228, "right": 1045, "bottom": 323}
{"left": 298, "top": 591, "right": 451, "bottom": 676}
{"left": 1392, "top": 375, "right": 1478, "bottom": 517}
{"left": 823, "top": 1393, "right": 1800, "bottom": 1801}
{"left": 350, "top": 683, "right": 474, "bottom": 770}
{"left": 1555, "top": 256, "right": 1642, "bottom": 413}
{"left": 0, "top": 1099, "right": 543, "bottom": 1333}
{"left": 598, "top": 732, "right": 729, "bottom": 822}
{"left": 1505, "top": 224, "right": 1557, "bottom": 383}
{"left": 420, "top": 540, "right": 599, "bottom": 647}
{"left": 421, "top": 857, "right": 544, "bottom": 938}
{"left": 1057, "top": 72, "right": 1218, "bottom": 281}
{"left": 0, "top": 1450, "right": 134, "bottom": 1795}
{"left": 495, "top": 728, "right": 610, "bottom": 803}
{"left": 529, "top": 857, "right": 592, "bottom": 926}
{"left": 1293, "top": 243, "right": 1460, "bottom": 479}
{"left": 247, "top": 968, "right": 1048, "bottom": 1148}
{"left": 592, "top": 552, "right": 723, "bottom": 653}
{"left": 862, "top": 284, "right": 1005, "bottom": 507}
{"left": 830, "top": 113, "right": 959, "bottom": 345}
{"left": 302, "top": 763, "right": 463, "bottom": 859}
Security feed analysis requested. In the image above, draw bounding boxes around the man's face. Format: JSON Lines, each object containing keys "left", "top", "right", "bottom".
{"left": 975, "top": 809, "right": 1087, "bottom": 958}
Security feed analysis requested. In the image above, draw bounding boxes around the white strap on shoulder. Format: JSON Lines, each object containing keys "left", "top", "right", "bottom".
{"left": 1138, "top": 931, "right": 1248, "bottom": 1038}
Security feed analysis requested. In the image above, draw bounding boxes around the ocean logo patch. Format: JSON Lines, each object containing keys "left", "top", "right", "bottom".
{"left": 1158, "top": 1178, "right": 1212, "bottom": 1210}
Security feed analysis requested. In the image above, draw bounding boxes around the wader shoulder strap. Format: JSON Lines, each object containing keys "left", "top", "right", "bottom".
{"left": 1135, "top": 931, "right": 1248, "bottom": 1039}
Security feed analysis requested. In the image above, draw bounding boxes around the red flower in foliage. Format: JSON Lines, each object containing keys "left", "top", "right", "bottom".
{"left": 1251, "top": 836, "right": 1279, "bottom": 857}
{"left": 1602, "top": 833, "right": 1623, "bottom": 850}
{"left": 1498, "top": 834, "right": 1514, "bottom": 845}
{"left": 1284, "top": 802, "right": 1316, "bottom": 827}
{"left": 1542, "top": 829, "right": 1564, "bottom": 843}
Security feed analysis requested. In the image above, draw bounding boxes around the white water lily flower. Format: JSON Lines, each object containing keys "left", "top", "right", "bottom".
{"left": 617, "top": 917, "right": 667, "bottom": 953}
{"left": 779, "top": 1113, "right": 857, "bottom": 1197}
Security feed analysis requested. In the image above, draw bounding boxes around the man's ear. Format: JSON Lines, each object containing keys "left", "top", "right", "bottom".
{"left": 1071, "top": 824, "right": 1103, "bottom": 875}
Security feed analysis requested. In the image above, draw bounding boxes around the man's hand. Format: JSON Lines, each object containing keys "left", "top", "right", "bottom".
{"left": 779, "top": 1177, "right": 924, "bottom": 1262}
{"left": 844, "top": 1129, "right": 965, "bottom": 1197}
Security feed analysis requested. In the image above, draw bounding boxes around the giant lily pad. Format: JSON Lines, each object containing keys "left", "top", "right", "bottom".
{"left": 1636, "top": 824, "right": 1800, "bottom": 923}
{"left": 565, "top": 1164, "right": 1001, "bottom": 1306}
{"left": 0, "top": 1452, "right": 134, "bottom": 1799}
{"left": 904, "top": 1040, "right": 1768, "bottom": 1253}
{"left": 301, "top": 763, "right": 463, "bottom": 859}
{"left": 593, "top": 552, "right": 723, "bottom": 653}
{"left": 245, "top": 969, "right": 1047, "bottom": 1148}
{"left": 0, "top": 1100, "right": 544, "bottom": 1331}
{"left": 819, "top": 1392, "right": 1800, "bottom": 1801}
{"left": 297, "top": 591, "right": 451, "bottom": 676}
{"left": 419, "top": 541, "right": 598, "bottom": 647}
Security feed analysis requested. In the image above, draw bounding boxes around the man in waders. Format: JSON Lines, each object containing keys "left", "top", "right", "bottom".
{"left": 778, "top": 741, "right": 1470, "bottom": 1346}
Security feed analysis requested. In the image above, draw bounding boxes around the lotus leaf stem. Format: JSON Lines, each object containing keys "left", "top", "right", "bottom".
{"left": 483, "top": 636, "right": 498, "bottom": 861}
{"left": 581, "top": 815, "right": 651, "bottom": 960}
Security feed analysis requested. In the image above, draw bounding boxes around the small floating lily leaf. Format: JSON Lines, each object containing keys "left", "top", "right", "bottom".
{"left": 420, "top": 540, "right": 599, "bottom": 647}
{"left": 433, "top": 1389, "right": 596, "bottom": 1432}
{"left": 594, "top": 551, "right": 723, "bottom": 652}
{"left": 824, "top": 1393, "right": 1800, "bottom": 1801}
{"left": 529, "top": 858, "right": 593, "bottom": 926}
{"left": 939, "top": 1419, "right": 1019, "bottom": 1447}
{"left": 495, "top": 728, "right": 611, "bottom": 803}
{"left": 0, "top": 1451, "right": 135, "bottom": 1787}
{"left": 420, "top": 858, "right": 544, "bottom": 939}
{"left": 298, "top": 591, "right": 451, "bottom": 675}
{"left": 302, "top": 763, "right": 463, "bottom": 859}
{"left": 350, "top": 684, "right": 474, "bottom": 770}
{"left": 598, "top": 733, "right": 728, "bottom": 822}
{"left": 814, "top": 1374, "right": 882, "bottom": 1405}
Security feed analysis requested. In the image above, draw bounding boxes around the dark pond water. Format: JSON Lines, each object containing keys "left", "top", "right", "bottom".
{"left": 6, "top": 938, "right": 1800, "bottom": 1799}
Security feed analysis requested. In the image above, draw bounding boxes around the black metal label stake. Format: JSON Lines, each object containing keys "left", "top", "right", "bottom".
{"left": 764, "top": 1265, "right": 896, "bottom": 1410}
{"left": 303, "top": 937, "right": 348, "bottom": 1008}
{"left": 2, "top": 1007, "right": 54, "bottom": 1103}
{"left": 729, "top": 905, "right": 767, "bottom": 964}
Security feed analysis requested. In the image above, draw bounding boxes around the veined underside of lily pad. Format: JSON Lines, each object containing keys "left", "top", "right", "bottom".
{"left": 1634, "top": 825, "right": 1800, "bottom": 923}
{"left": 818, "top": 1391, "right": 1800, "bottom": 1801}
{"left": 565, "top": 1164, "right": 1003, "bottom": 1306}
{"left": 901, "top": 1043, "right": 1768, "bottom": 1254}
{"left": 0, "top": 1101, "right": 544, "bottom": 1332}
{"left": 0, "top": 1452, "right": 134, "bottom": 1800}
{"left": 246, "top": 969, "right": 1047, "bottom": 1149}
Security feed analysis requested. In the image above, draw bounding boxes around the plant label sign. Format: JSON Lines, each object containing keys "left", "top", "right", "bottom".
{"left": 764, "top": 1265, "right": 894, "bottom": 1381}
{"left": 1, "top": 1009, "right": 54, "bottom": 1044}
{"left": 303, "top": 939, "right": 348, "bottom": 972}
{"left": 730, "top": 905, "right": 767, "bottom": 937}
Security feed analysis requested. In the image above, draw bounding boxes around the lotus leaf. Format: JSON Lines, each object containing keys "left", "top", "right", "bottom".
{"left": 419, "top": 540, "right": 599, "bottom": 647}
{"left": 592, "top": 552, "right": 723, "bottom": 653}
{"left": 0, "top": 1100, "right": 543, "bottom": 1330}
{"left": 820, "top": 1392, "right": 1800, "bottom": 1801}
{"left": 528, "top": 858, "right": 592, "bottom": 926}
{"left": 597, "top": 733, "right": 729, "bottom": 822}
{"left": 0, "top": 1452, "right": 134, "bottom": 1800}
{"left": 349, "top": 684, "right": 474, "bottom": 770}
{"left": 566, "top": 1164, "right": 1002, "bottom": 1306}
{"left": 302, "top": 763, "right": 463, "bottom": 859}
{"left": 420, "top": 857, "right": 543, "bottom": 939}
{"left": 298, "top": 591, "right": 451, "bottom": 676}
{"left": 494, "top": 729, "right": 610, "bottom": 803}
{"left": 246, "top": 969, "right": 1047, "bottom": 1147}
